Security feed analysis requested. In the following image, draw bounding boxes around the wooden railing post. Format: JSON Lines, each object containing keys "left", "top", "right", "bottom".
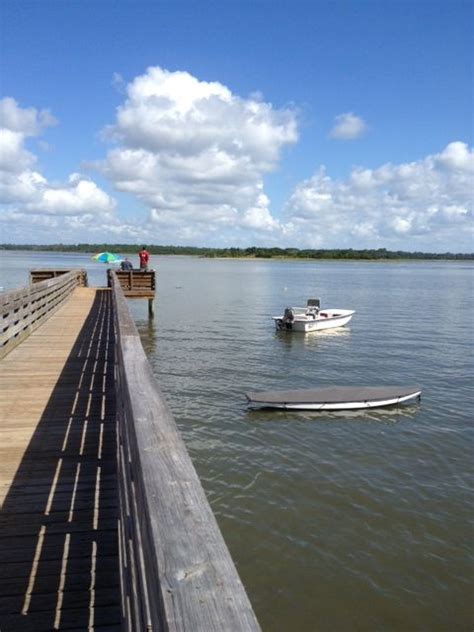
{"left": 29, "top": 269, "right": 88, "bottom": 286}
{"left": 0, "top": 269, "right": 85, "bottom": 359}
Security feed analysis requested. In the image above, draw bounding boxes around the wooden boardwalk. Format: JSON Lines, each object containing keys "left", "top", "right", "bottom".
{"left": 1, "top": 272, "right": 261, "bottom": 631}
{"left": 0, "top": 288, "right": 120, "bottom": 631}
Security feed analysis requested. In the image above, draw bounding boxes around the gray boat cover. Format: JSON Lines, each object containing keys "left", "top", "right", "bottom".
{"left": 246, "top": 385, "right": 421, "bottom": 405}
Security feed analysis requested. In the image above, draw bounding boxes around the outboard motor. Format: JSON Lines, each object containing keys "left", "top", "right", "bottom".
{"left": 282, "top": 307, "right": 294, "bottom": 329}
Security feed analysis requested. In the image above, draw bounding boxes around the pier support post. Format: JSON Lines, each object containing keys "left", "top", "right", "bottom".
{"left": 148, "top": 298, "right": 154, "bottom": 318}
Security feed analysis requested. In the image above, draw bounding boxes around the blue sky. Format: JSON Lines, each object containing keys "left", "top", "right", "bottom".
{"left": 1, "top": 0, "right": 472, "bottom": 251}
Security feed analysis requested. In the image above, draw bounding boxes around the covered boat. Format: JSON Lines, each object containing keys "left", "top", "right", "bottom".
{"left": 273, "top": 299, "right": 355, "bottom": 332}
{"left": 246, "top": 385, "right": 422, "bottom": 410}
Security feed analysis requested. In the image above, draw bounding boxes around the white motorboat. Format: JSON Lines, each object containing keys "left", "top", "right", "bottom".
{"left": 273, "top": 299, "right": 355, "bottom": 332}
{"left": 246, "top": 385, "right": 422, "bottom": 410}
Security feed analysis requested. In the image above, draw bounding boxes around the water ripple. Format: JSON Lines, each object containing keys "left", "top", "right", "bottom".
{"left": 138, "top": 258, "right": 473, "bottom": 631}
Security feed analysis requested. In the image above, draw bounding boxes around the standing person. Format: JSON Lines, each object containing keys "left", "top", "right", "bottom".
{"left": 138, "top": 246, "right": 150, "bottom": 271}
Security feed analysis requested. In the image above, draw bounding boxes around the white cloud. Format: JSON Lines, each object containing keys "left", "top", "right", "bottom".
{"left": 1, "top": 91, "right": 471, "bottom": 252}
{"left": 435, "top": 141, "right": 474, "bottom": 171}
{"left": 24, "top": 175, "right": 116, "bottom": 216}
{"left": 0, "top": 129, "right": 36, "bottom": 172}
{"left": 97, "top": 66, "right": 297, "bottom": 244}
{"left": 0, "top": 97, "right": 56, "bottom": 137}
{"left": 1, "top": 207, "right": 151, "bottom": 244}
{"left": 0, "top": 170, "right": 46, "bottom": 204}
{"left": 283, "top": 142, "right": 474, "bottom": 251}
{"left": 0, "top": 97, "right": 117, "bottom": 240}
{"left": 241, "top": 193, "right": 280, "bottom": 231}
{"left": 391, "top": 216, "right": 412, "bottom": 234}
{"left": 329, "top": 112, "right": 368, "bottom": 140}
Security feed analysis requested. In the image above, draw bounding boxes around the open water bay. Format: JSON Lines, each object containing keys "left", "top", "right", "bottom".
{"left": 1, "top": 252, "right": 473, "bottom": 631}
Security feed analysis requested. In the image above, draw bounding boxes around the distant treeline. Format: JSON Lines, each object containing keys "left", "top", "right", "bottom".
{"left": 1, "top": 244, "right": 473, "bottom": 260}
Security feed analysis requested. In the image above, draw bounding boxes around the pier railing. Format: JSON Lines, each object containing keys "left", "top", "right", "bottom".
{"left": 29, "top": 268, "right": 88, "bottom": 285}
{"left": 107, "top": 268, "right": 155, "bottom": 298}
{"left": 110, "top": 270, "right": 261, "bottom": 631}
{"left": 0, "top": 269, "right": 87, "bottom": 359}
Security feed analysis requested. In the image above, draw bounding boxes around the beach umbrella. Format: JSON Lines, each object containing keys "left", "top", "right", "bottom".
{"left": 92, "top": 251, "right": 123, "bottom": 264}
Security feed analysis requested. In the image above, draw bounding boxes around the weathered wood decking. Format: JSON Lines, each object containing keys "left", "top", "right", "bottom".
{"left": 1, "top": 270, "right": 260, "bottom": 631}
{"left": 108, "top": 269, "right": 156, "bottom": 316}
{"left": 0, "top": 288, "right": 120, "bottom": 630}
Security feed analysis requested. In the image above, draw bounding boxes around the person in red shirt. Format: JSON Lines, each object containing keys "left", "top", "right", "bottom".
{"left": 138, "top": 246, "right": 150, "bottom": 271}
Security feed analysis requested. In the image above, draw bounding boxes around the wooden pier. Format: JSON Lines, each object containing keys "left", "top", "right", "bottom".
{"left": 0, "top": 270, "right": 260, "bottom": 631}
{"left": 107, "top": 269, "right": 156, "bottom": 316}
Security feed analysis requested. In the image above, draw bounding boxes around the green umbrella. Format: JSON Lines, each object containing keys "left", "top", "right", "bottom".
{"left": 92, "top": 251, "right": 123, "bottom": 264}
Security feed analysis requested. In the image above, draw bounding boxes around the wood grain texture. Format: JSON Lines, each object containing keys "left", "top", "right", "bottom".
{"left": 29, "top": 269, "right": 88, "bottom": 286}
{"left": 0, "top": 270, "right": 86, "bottom": 359}
{"left": 108, "top": 269, "right": 156, "bottom": 298}
{"left": 0, "top": 288, "right": 120, "bottom": 631}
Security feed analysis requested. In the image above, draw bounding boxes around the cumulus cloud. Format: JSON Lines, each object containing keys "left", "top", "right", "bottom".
{"left": 1, "top": 90, "right": 471, "bottom": 252}
{"left": 0, "top": 97, "right": 117, "bottom": 240}
{"left": 22, "top": 174, "right": 117, "bottom": 216}
{"left": 283, "top": 142, "right": 474, "bottom": 250}
{"left": 0, "top": 129, "right": 37, "bottom": 173}
{"left": 1, "top": 207, "right": 151, "bottom": 244}
{"left": 0, "top": 97, "right": 57, "bottom": 137}
{"left": 97, "top": 66, "right": 298, "bottom": 243}
{"left": 329, "top": 112, "right": 367, "bottom": 140}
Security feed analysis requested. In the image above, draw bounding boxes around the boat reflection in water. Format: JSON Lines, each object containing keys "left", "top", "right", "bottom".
{"left": 246, "top": 398, "right": 422, "bottom": 424}
{"left": 275, "top": 323, "right": 352, "bottom": 348}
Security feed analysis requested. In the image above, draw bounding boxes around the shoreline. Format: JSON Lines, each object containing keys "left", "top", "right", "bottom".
{"left": 1, "top": 249, "right": 472, "bottom": 263}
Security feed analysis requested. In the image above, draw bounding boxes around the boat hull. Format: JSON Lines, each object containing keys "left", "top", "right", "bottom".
{"left": 273, "top": 309, "right": 355, "bottom": 332}
{"left": 246, "top": 386, "right": 422, "bottom": 410}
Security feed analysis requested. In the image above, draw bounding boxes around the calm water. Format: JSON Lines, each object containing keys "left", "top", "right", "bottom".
{"left": 1, "top": 251, "right": 473, "bottom": 631}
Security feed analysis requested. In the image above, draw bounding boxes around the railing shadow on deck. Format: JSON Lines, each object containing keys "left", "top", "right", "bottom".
{"left": 0, "top": 290, "right": 121, "bottom": 631}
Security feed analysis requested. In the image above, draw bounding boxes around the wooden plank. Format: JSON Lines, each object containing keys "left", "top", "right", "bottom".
{"left": 0, "top": 604, "right": 121, "bottom": 631}
{"left": 0, "top": 569, "right": 119, "bottom": 597}
{"left": 0, "top": 271, "right": 85, "bottom": 359}
{"left": 0, "top": 532, "right": 118, "bottom": 564}
{"left": 0, "top": 286, "right": 120, "bottom": 631}
{"left": 29, "top": 269, "right": 88, "bottom": 286}
{"left": 0, "top": 274, "right": 77, "bottom": 311}
{"left": 0, "top": 492, "right": 117, "bottom": 515}
{"left": 122, "top": 291, "right": 155, "bottom": 298}
{"left": 1, "top": 285, "right": 75, "bottom": 339}
{"left": 0, "top": 586, "right": 120, "bottom": 615}
{"left": 1, "top": 554, "right": 118, "bottom": 581}
{"left": 0, "top": 504, "right": 118, "bottom": 527}
{"left": 109, "top": 270, "right": 156, "bottom": 300}
{"left": 0, "top": 592, "right": 120, "bottom": 626}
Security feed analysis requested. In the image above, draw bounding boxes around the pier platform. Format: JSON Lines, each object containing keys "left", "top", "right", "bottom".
{"left": 0, "top": 270, "right": 260, "bottom": 632}
{"left": 0, "top": 288, "right": 120, "bottom": 630}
